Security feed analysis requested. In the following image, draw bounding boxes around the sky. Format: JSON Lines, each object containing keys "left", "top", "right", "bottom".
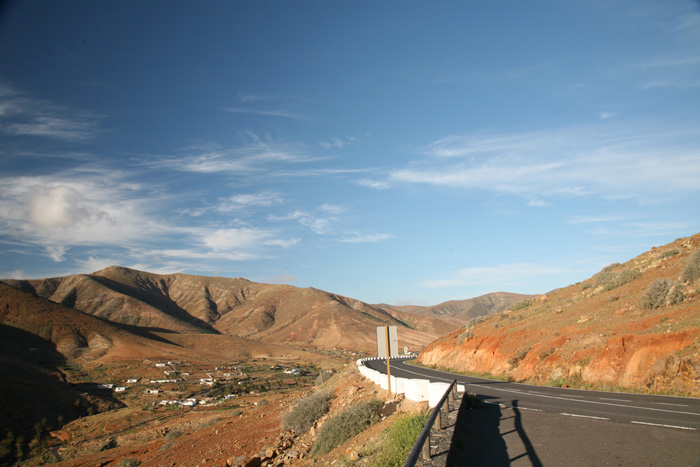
{"left": 0, "top": 1, "right": 699, "bottom": 306}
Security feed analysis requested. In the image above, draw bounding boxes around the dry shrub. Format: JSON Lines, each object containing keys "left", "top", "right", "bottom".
{"left": 311, "top": 399, "right": 382, "bottom": 456}
{"left": 640, "top": 279, "right": 685, "bottom": 310}
{"left": 595, "top": 269, "right": 641, "bottom": 292}
{"left": 282, "top": 389, "right": 332, "bottom": 434}
{"left": 681, "top": 249, "right": 700, "bottom": 283}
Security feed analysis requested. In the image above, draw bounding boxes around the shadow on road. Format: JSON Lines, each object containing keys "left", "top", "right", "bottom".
{"left": 511, "top": 400, "right": 542, "bottom": 466}
{"left": 445, "top": 397, "right": 542, "bottom": 466}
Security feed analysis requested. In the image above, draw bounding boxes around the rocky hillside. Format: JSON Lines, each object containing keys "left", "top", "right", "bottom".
{"left": 418, "top": 234, "right": 700, "bottom": 396}
{"left": 379, "top": 291, "right": 534, "bottom": 326}
{"left": 3, "top": 267, "right": 456, "bottom": 354}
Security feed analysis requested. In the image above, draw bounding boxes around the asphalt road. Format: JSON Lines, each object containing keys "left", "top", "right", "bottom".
{"left": 365, "top": 357, "right": 700, "bottom": 466}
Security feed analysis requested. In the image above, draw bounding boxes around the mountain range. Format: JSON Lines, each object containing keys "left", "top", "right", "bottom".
{"left": 1, "top": 266, "right": 530, "bottom": 361}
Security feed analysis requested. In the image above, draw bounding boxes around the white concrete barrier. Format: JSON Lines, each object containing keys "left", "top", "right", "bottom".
{"left": 405, "top": 378, "right": 430, "bottom": 402}
{"left": 428, "top": 382, "right": 450, "bottom": 408}
{"left": 357, "top": 357, "right": 441, "bottom": 402}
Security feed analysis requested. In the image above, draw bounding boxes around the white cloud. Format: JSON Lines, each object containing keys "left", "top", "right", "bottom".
{"left": 6, "top": 116, "right": 99, "bottom": 140}
{"left": 421, "top": 263, "right": 573, "bottom": 289}
{"left": 390, "top": 123, "right": 700, "bottom": 201}
{"left": 527, "top": 199, "right": 549, "bottom": 207}
{"left": 318, "top": 204, "right": 345, "bottom": 215}
{"left": 202, "top": 227, "right": 273, "bottom": 251}
{"left": 0, "top": 269, "right": 28, "bottom": 280}
{"left": 355, "top": 179, "right": 391, "bottom": 190}
{"left": 45, "top": 245, "right": 69, "bottom": 262}
{"left": 0, "top": 82, "right": 102, "bottom": 141}
{"left": 149, "top": 138, "right": 318, "bottom": 175}
{"left": 223, "top": 107, "right": 307, "bottom": 121}
{"left": 319, "top": 136, "right": 360, "bottom": 149}
{"left": 75, "top": 256, "right": 119, "bottom": 273}
{"left": 589, "top": 222, "right": 691, "bottom": 238}
{"left": 0, "top": 171, "right": 165, "bottom": 261}
{"left": 340, "top": 233, "right": 393, "bottom": 243}
{"left": 268, "top": 205, "right": 342, "bottom": 235}
{"left": 26, "top": 185, "right": 102, "bottom": 229}
{"left": 599, "top": 112, "right": 618, "bottom": 119}
{"left": 568, "top": 215, "right": 625, "bottom": 224}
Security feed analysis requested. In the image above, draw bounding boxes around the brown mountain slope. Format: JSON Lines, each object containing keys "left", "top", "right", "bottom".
{"left": 418, "top": 233, "right": 700, "bottom": 396}
{"left": 5, "top": 267, "right": 455, "bottom": 354}
{"left": 0, "top": 282, "right": 305, "bottom": 365}
{"left": 379, "top": 291, "right": 535, "bottom": 326}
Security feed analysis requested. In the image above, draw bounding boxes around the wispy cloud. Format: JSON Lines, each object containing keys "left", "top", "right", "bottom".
{"left": 340, "top": 233, "right": 392, "bottom": 243}
{"left": 568, "top": 215, "right": 625, "bottom": 224}
{"left": 269, "top": 204, "right": 345, "bottom": 235}
{"left": 390, "top": 122, "right": 700, "bottom": 201}
{"left": 588, "top": 222, "right": 691, "bottom": 238}
{"left": 223, "top": 107, "right": 308, "bottom": 121}
{"left": 183, "top": 192, "right": 285, "bottom": 217}
{"left": 641, "top": 79, "right": 700, "bottom": 90}
{"left": 0, "top": 82, "right": 102, "bottom": 141}
{"left": 420, "top": 263, "right": 574, "bottom": 290}
{"left": 5, "top": 116, "right": 99, "bottom": 140}
{"left": 147, "top": 137, "right": 318, "bottom": 175}
{"left": 319, "top": 136, "right": 360, "bottom": 150}
{"left": 355, "top": 179, "right": 391, "bottom": 190}
{"left": 0, "top": 166, "right": 299, "bottom": 265}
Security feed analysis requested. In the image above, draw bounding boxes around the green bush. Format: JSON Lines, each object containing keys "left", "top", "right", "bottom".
{"left": 311, "top": 399, "right": 382, "bottom": 456}
{"left": 594, "top": 268, "right": 641, "bottom": 292}
{"left": 681, "top": 249, "right": 700, "bottom": 283}
{"left": 375, "top": 412, "right": 428, "bottom": 467}
{"left": 640, "top": 279, "right": 685, "bottom": 310}
{"left": 511, "top": 300, "right": 533, "bottom": 311}
{"left": 283, "top": 389, "right": 332, "bottom": 434}
{"left": 659, "top": 249, "right": 680, "bottom": 259}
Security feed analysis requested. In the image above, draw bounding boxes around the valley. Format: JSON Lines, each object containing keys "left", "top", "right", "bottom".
{"left": 0, "top": 234, "right": 698, "bottom": 466}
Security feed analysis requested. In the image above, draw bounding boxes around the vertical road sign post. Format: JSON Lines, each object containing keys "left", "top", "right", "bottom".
{"left": 385, "top": 325, "right": 391, "bottom": 395}
{"left": 376, "top": 325, "right": 398, "bottom": 396}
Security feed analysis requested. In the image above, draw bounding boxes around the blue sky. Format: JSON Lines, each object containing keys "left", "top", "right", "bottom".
{"left": 1, "top": 1, "right": 699, "bottom": 306}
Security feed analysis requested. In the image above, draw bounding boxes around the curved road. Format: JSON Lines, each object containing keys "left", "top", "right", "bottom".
{"left": 365, "top": 357, "right": 700, "bottom": 466}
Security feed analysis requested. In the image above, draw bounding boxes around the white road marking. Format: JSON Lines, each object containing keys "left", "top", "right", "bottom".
{"left": 491, "top": 386, "right": 700, "bottom": 417}
{"left": 599, "top": 397, "right": 632, "bottom": 402}
{"left": 518, "top": 407, "right": 543, "bottom": 412}
{"left": 631, "top": 421, "right": 697, "bottom": 431}
{"left": 560, "top": 413, "right": 610, "bottom": 421}
{"left": 652, "top": 402, "right": 689, "bottom": 407}
{"left": 374, "top": 361, "right": 700, "bottom": 418}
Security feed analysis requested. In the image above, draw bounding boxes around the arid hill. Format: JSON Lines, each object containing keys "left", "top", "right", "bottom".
{"left": 3, "top": 267, "right": 456, "bottom": 355}
{"left": 0, "top": 282, "right": 305, "bottom": 365}
{"left": 378, "top": 291, "right": 534, "bottom": 326}
{"left": 418, "top": 234, "right": 700, "bottom": 396}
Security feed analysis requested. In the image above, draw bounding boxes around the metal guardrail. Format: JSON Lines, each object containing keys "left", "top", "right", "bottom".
{"left": 403, "top": 378, "right": 458, "bottom": 467}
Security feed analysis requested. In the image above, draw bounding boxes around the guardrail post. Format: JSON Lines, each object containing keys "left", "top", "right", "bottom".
{"left": 421, "top": 434, "right": 431, "bottom": 460}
